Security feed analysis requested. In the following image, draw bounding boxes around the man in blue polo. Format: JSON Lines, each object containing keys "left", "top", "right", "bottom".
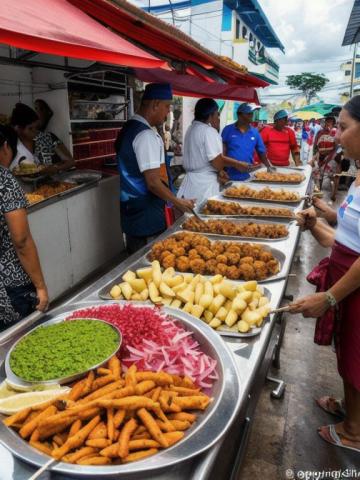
{"left": 221, "top": 103, "right": 273, "bottom": 181}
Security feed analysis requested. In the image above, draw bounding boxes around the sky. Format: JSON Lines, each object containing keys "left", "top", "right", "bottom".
{"left": 259, "top": 0, "right": 355, "bottom": 103}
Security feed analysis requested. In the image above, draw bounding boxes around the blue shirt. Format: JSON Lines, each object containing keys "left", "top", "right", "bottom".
{"left": 221, "top": 124, "right": 266, "bottom": 180}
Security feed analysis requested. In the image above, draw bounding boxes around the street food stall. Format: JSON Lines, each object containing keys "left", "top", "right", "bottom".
{"left": 0, "top": 165, "right": 313, "bottom": 479}
{"left": 0, "top": 1, "right": 308, "bottom": 478}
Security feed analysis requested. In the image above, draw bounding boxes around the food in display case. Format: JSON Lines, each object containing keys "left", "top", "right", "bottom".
{"left": 149, "top": 233, "right": 280, "bottom": 281}
{"left": 202, "top": 199, "right": 295, "bottom": 218}
{"left": 224, "top": 185, "right": 301, "bottom": 202}
{"left": 253, "top": 171, "right": 305, "bottom": 183}
{"left": 107, "top": 266, "right": 271, "bottom": 334}
{"left": 182, "top": 216, "right": 288, "bottom": 239}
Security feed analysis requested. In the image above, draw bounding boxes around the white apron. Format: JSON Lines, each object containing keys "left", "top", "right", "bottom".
{"left": 177, "top": 169, "right": 220, "bottom": 205}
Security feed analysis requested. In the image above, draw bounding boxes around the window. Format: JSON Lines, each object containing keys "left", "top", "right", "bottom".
{"left": 345, "top": 70, "right": 351, "bottom": 76}
{"left": 236, "top": 19, "right": 240, "bottom": 39}
{"left": 242, "top": 26, "right": 247, "bottom": 39}
{"left": 249, "top": 32, "right": 253, "bottom": 42}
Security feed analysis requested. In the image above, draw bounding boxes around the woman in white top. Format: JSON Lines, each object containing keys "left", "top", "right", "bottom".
{"left": 177, "top": 98, "right": 252, "bottom": 204}
{"left": 292, "top": 95, "right": 360, "bottom": 454}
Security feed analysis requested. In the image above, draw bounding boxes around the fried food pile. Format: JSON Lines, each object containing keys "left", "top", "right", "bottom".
{"left": 3, "top": 357, "right": 210, "bottom": 465}
{"left": 25, "top": 193, "right": 45, "bottom": 205}
{"left": 202, "top": 199, "right": 294, "bottom": 218}
{"left": 32, "top": 182, "right": 76, "bottom": 198}
{"left": 254, "top": 171, "right": 305, "bottom": 183}
{"left": 224, "top": 185, "right": 300, "bottom": 202}
{"left": 183, "top": 216, "right": 288, "bottom": 239}
{"left": 149, "top": 233, "right": 279, "bottom": 281}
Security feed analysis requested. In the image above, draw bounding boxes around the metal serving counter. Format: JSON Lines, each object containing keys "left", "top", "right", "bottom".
{"left": 0, "top": 166, "right": 312, "bottom": 480}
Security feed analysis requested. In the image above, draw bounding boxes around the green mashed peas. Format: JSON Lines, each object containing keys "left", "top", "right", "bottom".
{"left": 10, "top": 319, "right": 119, "bottom": 382}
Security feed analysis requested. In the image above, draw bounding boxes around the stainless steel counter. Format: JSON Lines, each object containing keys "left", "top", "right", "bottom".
{"left": 0, "top": 165, "right": 313, "bottom": 480}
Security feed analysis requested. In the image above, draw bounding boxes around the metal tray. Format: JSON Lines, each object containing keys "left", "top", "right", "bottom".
{"left": 0, "top": 301, "right": 241, "bottom": 477}
{"left": 143, "top": 240, "right": 287, "bottom": 283}
{"left": 248, "top": 166, "right": 306, "bottom": 185}
{"left": 98, "top": 280, "right": 272, "bottom": 339}
{"left": 56, "top": 169, "right": 102, "bottom": 184}
{"left": 180, "top": 216, "right": 294, "bottom": 242}
{"left": 196, "top": 197, "right": 299, "bottom": 221}
{"left": 222, "top": 182, "right": 302, "bottom": 204}
{"left": 5, "top": 318, "right": 121, "bottom": 387}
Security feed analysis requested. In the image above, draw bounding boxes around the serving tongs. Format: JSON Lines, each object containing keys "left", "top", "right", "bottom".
{"left": 28, "top": 458, "right": 56, "bottom": 480}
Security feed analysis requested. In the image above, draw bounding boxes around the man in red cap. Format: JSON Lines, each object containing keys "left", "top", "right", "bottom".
{"left": 115, "top": 83, "right": 194, "bottom": 253}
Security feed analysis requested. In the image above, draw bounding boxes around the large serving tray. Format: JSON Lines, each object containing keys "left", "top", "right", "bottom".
{"left": 0, "top": 301, "right": 241, "bottom": 478}
{"left": 180, "top": 215, "right": 296, "bottom": 242}
{"left": 195, "top": 197, "right": 299, "bottom": 222}
{"left": 248, "top": 166, "right": 306, "bottom": 185}
{"left": 143, "top": 241, "right": 287, "bottom": 283}
{"left": 5, "top": 318, "right": 121, "bottom": 387}
{"left": 222, "top": 182, "right": 304, "bottom": 204}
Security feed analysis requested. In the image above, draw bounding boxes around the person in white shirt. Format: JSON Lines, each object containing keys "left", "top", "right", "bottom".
{"left": 177, "top": 98, "right": 253, "bottom": 204}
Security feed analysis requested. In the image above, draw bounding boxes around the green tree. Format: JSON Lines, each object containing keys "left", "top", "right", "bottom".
{"left": 285, "top": 73, "right": 329, "bottom": 104}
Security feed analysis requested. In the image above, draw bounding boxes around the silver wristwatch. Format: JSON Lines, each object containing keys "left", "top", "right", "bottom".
{"left": 325, "top": 291, "right": 337, "bottom": 307}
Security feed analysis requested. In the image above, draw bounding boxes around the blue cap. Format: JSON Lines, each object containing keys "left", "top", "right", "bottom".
{"left": 143, "top": 83, "right": 173, "bottom": 101}
{"left": 274, "top": 109, "right": 288, "bottom": 121}
{"left": 237, "top": 103, "right": 257, "bottom": 114}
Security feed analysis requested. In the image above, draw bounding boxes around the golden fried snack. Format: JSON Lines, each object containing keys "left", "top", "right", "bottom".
{"left": 202, "top": 199, "right": 294, "bottom": 218}
{"left": 224, "top": 185, "right": 300, "bottom": 202}
{"left": 254, "top": 171, "right": 305, "bottom": 183}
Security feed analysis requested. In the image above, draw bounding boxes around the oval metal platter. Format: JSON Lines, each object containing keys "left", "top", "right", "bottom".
{"left": 0, "top": 301, "right": 241, "bottom": 478}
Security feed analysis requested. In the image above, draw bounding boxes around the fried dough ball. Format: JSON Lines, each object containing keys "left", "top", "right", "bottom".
{"left": 253, "top": 260, "right": 268, "bottom": 280}
{"left": 162, "top": 253, "right": 176, "bottom": 269}
{"left": 267, "top": 259, "right": 279, "bottom": 275}
{"left": 224, "top": 252, "right": 240, "bottom": 266}
{"left": 152, "top": 243, "right": 164, "bottom": 257}
{"left": 188, "top": 248, "right": 200, "bottom": 259}
{"left": 205, "top": 259, "right": 218, "bottom": 275}
{"left": 196, "top": 245, "right": 214, "bottom": 260}
{"left": 176, "top": 256, "right": 190, "bottom": 272}
{"left": 216, "top": 254, "right": 228, "bottom": 265}
{"left": 259, "top": 251, "right": 273, "bottom": 263}
{"left": 226, "top": 266, "right": 239, "bottom": 280}
{"left": 189, "top": 258, "right": 206, "bottom": 274}
{"left": 172, "top": 247, "right": 186, "bottom": 257}
{"left": 160, "top": 250, "right": 172, "bottom": 261}
{"left": 215, "top": 263, "right": 228, "bottom": 276}
{"left": 239, "top": 256, "right": 254, "bottom": 265}
{"left": 189, "top": 234, "right": 210, "bottom": 248}
{"left": 213, "top": 242, "right": 225, "bottom": 255}
{"left": 227, "top": 244, "right": 241, "bottom": 254}
{"left": 238, "top": 263, "right": 255, "bottom": 281}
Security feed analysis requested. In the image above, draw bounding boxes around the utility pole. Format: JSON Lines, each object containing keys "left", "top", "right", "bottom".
{"left": 350, "top": 42, "right": 358, "bottom": 98}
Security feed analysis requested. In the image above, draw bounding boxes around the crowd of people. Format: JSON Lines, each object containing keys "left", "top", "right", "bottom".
{"left": 1, "top": 83, "right": 360, "bottom": 455}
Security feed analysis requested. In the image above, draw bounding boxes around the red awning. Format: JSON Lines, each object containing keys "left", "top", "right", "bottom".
{"left": 134, "top": 68, "right": 259, "bottom": 103}
{"left": 0, "top": 0, "right": 164, "bottom": 69}
{"left": 69, "top": 0, "right": 268, "bottom": 88}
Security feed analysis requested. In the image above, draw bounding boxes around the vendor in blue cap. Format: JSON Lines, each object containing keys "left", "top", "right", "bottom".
{"left": 115, "top": 83, "right": 195, "bottom": 254}
{"left": 221, "top": 103, "right": 273, "bottom": 181}
{"left": 261, "top": 110, "right": 301, "bottom": 167}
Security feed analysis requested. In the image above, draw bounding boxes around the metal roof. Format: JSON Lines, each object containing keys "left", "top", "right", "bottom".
{"left": 226, "top": 0, "right": 285, "bottom": 51}
{"left": 343, "top": 0, "right": 360, "bottom": 46}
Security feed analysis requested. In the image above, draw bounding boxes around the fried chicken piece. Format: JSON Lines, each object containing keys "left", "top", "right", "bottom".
{"left": 176, "top": 256, "right": 190, "bottom": 272}
{"left": 267, "top": 259, "right": 280, "bottom": 275}
{"left": 188, "top": 248, "right": 200, "bottom": 259}
{"left": 172, "top": 247, "right": 186, "bottom": 257}
{"left": 213, "top": 242, "right": 225, "bottom": 255}
{"left": 189, "top": 258, "right": 206, "bottom": 274}
{"left": 238, "top": 263, "right": 255, "bottom": 281}
{"left": 205, "top": 259, "right": 218, "bottom": 275}
{"left": 253, "top": 260, "right": 268, "bottom": 280}
{"left": 225, "top": 252, "right": 240, "bottom": 266}
{"left": 226, "top": 266, "right": 239, "bottom": 280}
{"left": 227, "top": 244, "right": 241, "bottom": 254}
{"left": 239, "top": 256, "right": 254, "bottom": 265}
{"left": 215, "top": 263, "right": 228, "bottom": 276}
{"left": 216, "top": 254, "right": 228, "bottom": 265}
{"left": 259, "top": 251, "right": 274, "bottom": 263}
{"left": 162, "top": 253, "right": 176, "bottom": 269}
{"left": 190, "top": 235, "right": 211, "bottom": 248}
{"left": 160, "top": 250, "right": 172, "bottom": 261}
